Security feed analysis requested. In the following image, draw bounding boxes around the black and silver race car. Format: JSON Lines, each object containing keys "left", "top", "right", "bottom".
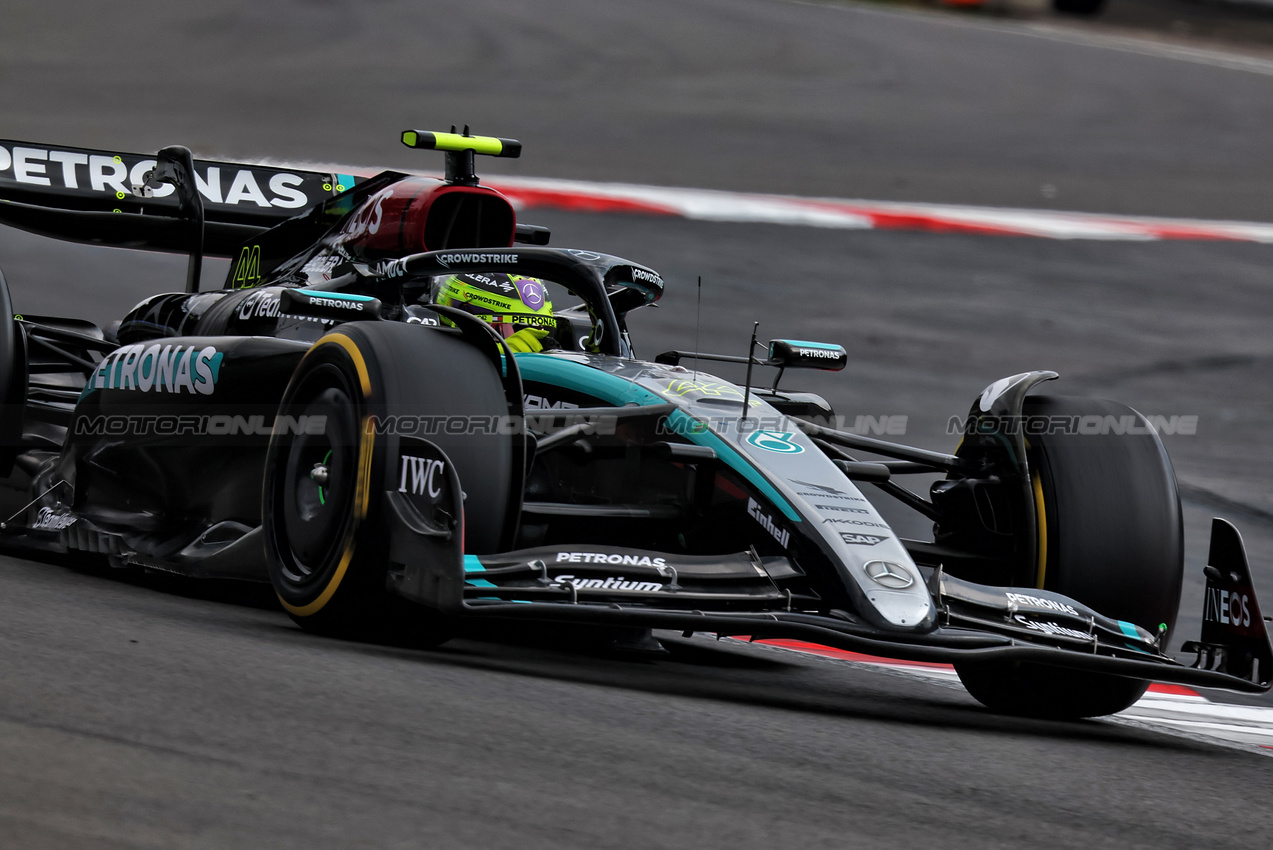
{"left": 0, "top": 130, "right": 1267, "bottom": 719}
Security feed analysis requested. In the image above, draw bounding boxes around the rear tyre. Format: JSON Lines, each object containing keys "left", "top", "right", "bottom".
{"left": 955, "top": 396, "right": 1183, "bottom": 719}
{"left": 263, "top": 323, "right": 516, "bottom": 643}
{"left": 0, "top": 268, "right": 23, "bottom": 476}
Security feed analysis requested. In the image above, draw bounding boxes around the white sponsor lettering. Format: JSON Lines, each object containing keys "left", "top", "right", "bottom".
{"left": 31, "top": 507, "right": 76, "bottom": 531}
{"left": 840, "top": 532, "right": 887, "bottom": 546}
{"left": 817, "top": 504, "right": 870, "bottom": 515}
{"left": 747, "top": 497, "right": 790, "bottom": 548}
{"left": 2, "top": 146, "right": 310, "bottom": 207}
{"left": 14, "top": 147, "right": 51, "bottom": 186}
{"left": 224, "top": 170, "right": 271, "bottom": 207}
{"left": 398, "top": 455, "right": 445, "bottom": 499}
{"left": 1014, "top": 615, "right": 1091, "bottom": 641}
{"left": 269, "top": 173, "right": 309, "bottom": 208}
{"left": 437, "top": 252, "right": 518, "bottom": 266}
{"left": 795, "top": 347, "right": 840, "bottom": 359}
{"left": 1205, "top": 586, "right": 1253, "bottom": 628}
{"left": 791, "top": 480, "right": 856, "bottom": 497}
{"left": 192, "top": 167, "right": 307, "bottom": 208}
{"left": 553, "top": 574, "right": 666, "bottom": 593}
{"left": 523, "top": 394, "right": 578, "bottom": 410}
{"left": 554, "top": 552, "right": 668, "bottom": 568}
{"left": 1005, "top": 592, "right": 1080, "bottom": 617}
{"left": 89, "top": 154, "right": 128, "bottom": 195}
{"left": 630, "top": 267, "right": 662, "bottom": 285}
{"left": 797, "top": 491, "right": 864, "bottom": 502}
{"left": 822, "top": 517, "right": 889, "bottom": 528}
{"left": 338, "top": 187, "right": 390, "bottom": 241}
{"left": 237, "top": 290, "right": 282, "bottom": 321}
{"left": 49, "top": 150, "right": 88, "bottom": 188}
{"left": 195, "top": 167, "right": 223, "bottom": 203}
{"left": 307, "top": 295, "right": 364, "bottom": 311}
{"left": 379, "top": 259, "right": 408, "bottom": 279}
{"left": 88, "top": 344, "right": 222, "bottom": 395}
{"left": 300, "top": 255, "right": 340, "bottom": 277}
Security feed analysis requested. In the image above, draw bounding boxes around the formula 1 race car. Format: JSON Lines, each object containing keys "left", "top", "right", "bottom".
{"left": 0, "top": 130, "right": 1268, "bottom": 719}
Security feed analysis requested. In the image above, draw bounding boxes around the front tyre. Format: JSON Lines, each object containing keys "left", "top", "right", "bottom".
{"left": 264, "top": 334, "right": 381, "bottom": 637}
{"left": 263, "top": 323, "right": 516, "bottom": 643}
{"left": 956, "top": 396, "right": 1184, "bottom": 719}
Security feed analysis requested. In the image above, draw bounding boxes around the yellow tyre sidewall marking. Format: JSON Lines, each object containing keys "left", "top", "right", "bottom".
{"left": 281, "top": 544, "right": 356, "bottom": 617}
{"left": 311, "top": 332, "right": 372, "bottom": 397}
{"left": 279, "top": 333, "right": 376, "bottom": 616}
{"left": 1033, "top": 471, "right": 1048, "bottom": 589}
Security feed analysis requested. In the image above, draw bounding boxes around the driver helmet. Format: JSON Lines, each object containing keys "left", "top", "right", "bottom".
{"left": 436, "top": 272, "right": 555, "bottom": 340}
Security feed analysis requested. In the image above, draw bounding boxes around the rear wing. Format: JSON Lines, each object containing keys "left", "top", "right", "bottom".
{"left": 0, "top": 140, "right": 355, "bottom": 225}
{"left": 0, "top": 130, "right": 534, "bottom": 295}
{"left": 0, "top": 140, "right": 358, "bottom": 260}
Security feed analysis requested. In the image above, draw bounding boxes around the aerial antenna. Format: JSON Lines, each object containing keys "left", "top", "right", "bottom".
{"left": 741, "top": 321, "right": 760, "bottom": 424}
{"left": 693, "top": 275, "right": 702, "bottom": 381}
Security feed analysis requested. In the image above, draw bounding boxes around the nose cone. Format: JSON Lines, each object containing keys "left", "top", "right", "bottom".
{"left": 858, "top": 559, "right": 934, "bottom": 631}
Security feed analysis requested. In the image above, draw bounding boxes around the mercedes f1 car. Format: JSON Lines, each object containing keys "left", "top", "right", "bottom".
{"left": 0, "top": 130, "right": 1268, "bottom": 719}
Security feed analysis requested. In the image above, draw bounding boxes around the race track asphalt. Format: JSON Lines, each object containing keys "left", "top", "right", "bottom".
{"left": 1, "top": 1, "right": 1272, "bottom": 847}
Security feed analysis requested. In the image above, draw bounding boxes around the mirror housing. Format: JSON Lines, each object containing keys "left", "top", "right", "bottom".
{"left": 767, "top": 339, "right": 847, "bottom": 371}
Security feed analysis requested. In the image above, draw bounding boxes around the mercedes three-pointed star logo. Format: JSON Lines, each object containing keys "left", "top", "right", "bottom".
{"left": 864, "top": 560, "right": 914, "bottom": 590}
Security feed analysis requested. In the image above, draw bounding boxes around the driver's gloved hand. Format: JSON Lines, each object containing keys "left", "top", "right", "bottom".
{"left": 505, "top": 327, "right": 549, "bottom": 353}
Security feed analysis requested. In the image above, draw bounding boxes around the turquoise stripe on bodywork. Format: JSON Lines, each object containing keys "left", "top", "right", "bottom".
{"left": 464, "top": 554, "right": 531, "bottom": 601}
{"left": 295, "top": 289, "right": 376, "bottom": 302}
{"left": 1117, "top": 620, "right": 1154, "bottom": 653}
{"left": 516, "top": 354, "right": 800, "bottom": 522}
{"left": 463, "top": 554, "right": 497, "bottom": 587}
{"left": 516, "top": 354, "right": 657, "bottom": 407}
{"left": 779, "top": 340, "right": 841, "bottom": 350}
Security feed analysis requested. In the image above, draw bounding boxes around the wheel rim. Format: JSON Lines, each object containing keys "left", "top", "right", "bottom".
{"left": 276, "top": 367, "right": 360, "bottom": 589}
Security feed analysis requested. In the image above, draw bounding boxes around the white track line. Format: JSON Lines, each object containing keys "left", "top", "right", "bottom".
{"left": 724, "top": 637, "right": 1273, "bottom": 756}
{"left": 288, "top": 161, "right": 1273, "bottom": 242}
{"left": 480, "top": 175, "right": 1273, "bottom": 243}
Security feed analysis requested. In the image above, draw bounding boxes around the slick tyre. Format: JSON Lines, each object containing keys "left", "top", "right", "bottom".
{"left": 0, "top": 268, "right": 22, "bottom": 474}
{"left": 263, "top": 322, "right": 516, "bottom": 643}
{"left": 956, "top": 396, "right": 1184, "bottom": 719}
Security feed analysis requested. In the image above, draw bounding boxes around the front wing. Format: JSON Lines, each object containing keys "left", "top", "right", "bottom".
{"left": 385, "top": 458, "right": 1272, "bottom": 696}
